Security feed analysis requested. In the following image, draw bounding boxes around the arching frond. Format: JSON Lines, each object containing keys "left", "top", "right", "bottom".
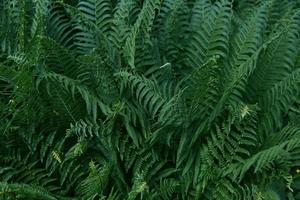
{"left": 123, "top": 0, "right": 161, "bottom": 69}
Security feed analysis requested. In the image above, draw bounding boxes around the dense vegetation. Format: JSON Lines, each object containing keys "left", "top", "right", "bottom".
{"left": 1, "top": 0, "right": 300, "bottom": 199}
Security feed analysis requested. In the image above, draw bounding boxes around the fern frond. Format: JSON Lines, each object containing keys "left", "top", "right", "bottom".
{"left": 153, "top": 179, "right": 179, "bottom": 200}
{"left": 185, "top": 0, "right": 232, "bottom": 68}
{"left": 47, "top": 2, "right": 76, "bottom": 50}
{"left": 78, "top": 161, "right": 110, "bottom": 199}
{"left": 258, "top": 69, "right": 300, "bottom": 138}
{"left": 108, "top": 0, "right": 135, "bottom": 50}
{"left": 36, "top": 70, "right": 111, "bottom": 120}
{"left": 116, "top": 71, "right": 168, "bottom": 118}
{"left": 68, "top": 119, "right": 102, "bottom": 138}
{"left": 123, "top": 0, "right": 161, "bottom": 69}
{"left": 77, "top": 0, "right": 112, "bottom": 34}
{"left": 0, "top": 182, "right": 59, "bottom": 200}
{"left": 225, "top": 137, "right": 300, "bottom": 182}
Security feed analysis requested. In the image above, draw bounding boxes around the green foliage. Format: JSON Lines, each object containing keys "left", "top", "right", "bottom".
{"left": 1, "top": 0, "right": 300, "bottom": 199}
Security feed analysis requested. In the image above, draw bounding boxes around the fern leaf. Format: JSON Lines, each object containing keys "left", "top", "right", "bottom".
{"left": 123, "top": 0, "right": 161, "bottom": 69}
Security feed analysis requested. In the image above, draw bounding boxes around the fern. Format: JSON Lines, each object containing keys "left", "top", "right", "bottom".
{"left": 123, "top": 0, "right": 161, "bottom": 69}
{"left": 1, "top": 0, "right": 300, "bottom": 199}
{"left": 78, "top": 161, "right": 110, "bottom": 199}
{"left": 185, "top": 0, "right": 232, "bottom": 68}
{"left": 36, "top": 69, "right": 111, "bottom": 120}
{"left": 0, "top": 182, "right": 59, "bottom": 200}
{"left": 116, "top": 71, "right": 169, "bottom": 118}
